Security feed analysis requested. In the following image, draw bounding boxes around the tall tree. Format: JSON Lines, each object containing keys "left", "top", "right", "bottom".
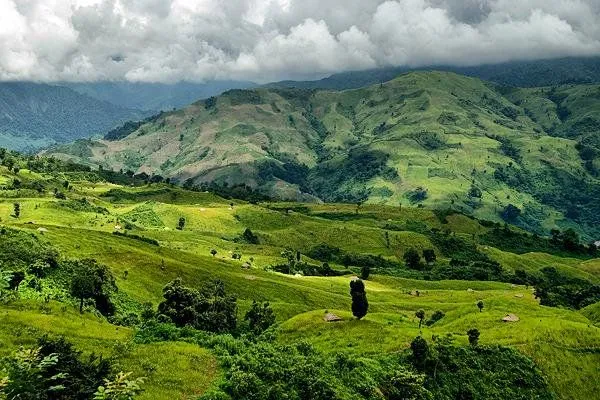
{"left": 415, "top": 309, "right": 426, "bottom": 329}
{"left": 350, "top": 279, "right": 368, "bottom": 319}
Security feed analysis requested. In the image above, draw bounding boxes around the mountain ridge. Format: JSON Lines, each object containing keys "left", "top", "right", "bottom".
{"left": 45, "top": 70, "right": 600, "bottom": 238}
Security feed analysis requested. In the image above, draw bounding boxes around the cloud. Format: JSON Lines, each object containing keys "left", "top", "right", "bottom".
{"left": 1, "top": 0, "right": 599, "bottom": 83}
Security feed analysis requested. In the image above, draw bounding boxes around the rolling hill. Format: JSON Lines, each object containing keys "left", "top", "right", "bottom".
{"left": 0, "top": 82, "right": 148, "bottom": 152}
{"left": 0, "top": 150, "right": 598, "bottom": 399}
{"left": 47, "top": 71, "right": 600, "bottom": 239}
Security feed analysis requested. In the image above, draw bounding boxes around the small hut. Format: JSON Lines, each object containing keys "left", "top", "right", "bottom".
{"left": 502, "top": 313, "right": 520, "bottom": 322}
{"left": 324, "top": 313, "right": 343, "bottom": 322}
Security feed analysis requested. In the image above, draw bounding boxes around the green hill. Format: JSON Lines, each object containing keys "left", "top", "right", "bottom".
{"left": 47, "top": 71, "right": 600, "bottom": 239}
{"left": 0, "top": 150, "right": 599, "bottom": 399}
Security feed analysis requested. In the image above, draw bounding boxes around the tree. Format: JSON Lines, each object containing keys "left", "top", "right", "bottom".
{"left": 157, "top": 279, "right": 238, "bottom": 333}
{"left": 281, "top": 248, "right": 296, "bottom": 274}
{"left": 468, "top": 185, "right": 482, "bottom": 198}
{"left": 360, "top": 265, "right": 371, "bottom": 280}
{"left": 196, "top": 279, "right": 237, "bottom": 333}
{"left": 467, "top": 328, "right": 480, "bottom": 346}
{"left": 422, "top": 249, "right": 436, "bottom": 265}
{"left": 210, "top": 249, "right": 217, "bottom": 257}
{"left": 242, "top": 228, "right": 259, "bottom": 244}
{"left": 501, "top": 204, "right": 521, "bottom": 222}
{"left": 244, "top": 301, "right": 276, "bottom": 335}
{"left": 13, "top": 202, "right": 20, "bottom": 218}
{"left": 477, "top": 300, "right": 484, "bottom": 312}
{"left": 410, "top": 336, "right": 429, "bottom": 370}
{"left": 415, "top": 309, "right": 426, "bottom": 329}
{"left": 7, "top": 271, "right": 25, "bottom": 290}
{"left": 157, "top": 278, "right": 201, "bottom": 327}
{"left": 69, "top": 259, "right": 116, "bottom": 315}
{"left": 177, "top": 217, "right": 186, "bottom": 231}
{"left": 404, "top": 248, "right": 422, "bottom": 270}
{"left": 350, "top": 279, "right": 368, "bottom": 319}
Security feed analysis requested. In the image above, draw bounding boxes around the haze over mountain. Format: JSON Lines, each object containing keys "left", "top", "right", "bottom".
{"left": 64, "top": 80, "right": 257, "bottom": 112}
{"left": 0, "top": 82, "right": 148, "bottom": 152}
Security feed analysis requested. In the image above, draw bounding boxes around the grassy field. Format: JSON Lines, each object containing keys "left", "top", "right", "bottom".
{"left": 0, "top": 168, "right": 599, "bottom": 399}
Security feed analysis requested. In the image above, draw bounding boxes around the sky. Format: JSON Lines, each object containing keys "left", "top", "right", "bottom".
{"left": 1, "top": 0, "right": 600, "bottom": 83}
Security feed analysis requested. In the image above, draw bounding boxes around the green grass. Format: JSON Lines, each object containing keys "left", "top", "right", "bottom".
{"left": 1, "top": 180, "right": 599, "bottom": 399}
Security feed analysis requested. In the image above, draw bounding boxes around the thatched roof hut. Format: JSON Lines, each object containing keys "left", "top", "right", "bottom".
{"left": 323, "top": 313, "right": 343, "bottom": 322}
{"left": 502, "top": 313, "right": 520, "bottom": 322}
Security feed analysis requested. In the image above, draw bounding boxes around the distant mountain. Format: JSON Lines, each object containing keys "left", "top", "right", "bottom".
{"left": 268, "top": 56, "right": 600, "bottom": 90}
{"left": 64, "top": 80, "right": 257, "bottom": 111}
{"left": 0, "top": 82, "right": 149, "bottom": 152}
{"left": 47, "top": 71, "right": 600, "bottom": 239}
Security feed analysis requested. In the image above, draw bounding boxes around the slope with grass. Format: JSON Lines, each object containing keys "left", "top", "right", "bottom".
{"left": 0, "top": 156, "right": 599, "bottom": 399}
{"left": 46, "top": 71, "right": 600, "bottom": 240}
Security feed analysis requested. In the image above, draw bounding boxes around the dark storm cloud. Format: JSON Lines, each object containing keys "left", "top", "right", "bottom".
{"left": 1, "top": 0, "right": 599, "bottom": 83}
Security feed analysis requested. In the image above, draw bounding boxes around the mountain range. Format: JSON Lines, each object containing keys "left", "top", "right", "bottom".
{"left": 46, "top": 70, "right": 600, "bottom": 239}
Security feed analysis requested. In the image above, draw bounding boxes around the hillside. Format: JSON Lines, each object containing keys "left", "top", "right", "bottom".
{"left": 64, "top": 80, "right": 257, "bottom": 112}
{"left": 47, "top": 71, "right": 600, "bottom": 239}
{"left": 0, "top": 82, "right": 148, "bottom": 152}
{"left": 269, "top": 56, "right": 600, "bottom": 90}
{"left": 0, "top": 150, "right": 599, "bottom": 399}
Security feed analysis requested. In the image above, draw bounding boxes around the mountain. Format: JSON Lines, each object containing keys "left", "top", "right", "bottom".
{"left": 0, "top": 82, "right": 149, "bottom": 152}
{"left": 46, "top": 71, "right": 600, "bottom": 239}
{"left": 64, "top": 80, "right": 257, "bottom": 111}
{"left": 268, "top": 56, "right": 600, "bottom": 90}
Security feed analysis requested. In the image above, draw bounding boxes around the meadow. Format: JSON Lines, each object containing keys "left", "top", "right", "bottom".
{"left": 1, "top": 163, "right": 599, "bottom": 399}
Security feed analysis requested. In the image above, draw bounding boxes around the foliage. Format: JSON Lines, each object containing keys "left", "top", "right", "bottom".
{"left": 467, "top": 328, "right": 480, "bottom": 346}
{"left": 157, "top": 279, "right": 237, "bottom": 333}
{"left": 534, "top": 267, "right": 600, "bottom": 309}
{"left": 67, "top": 259, "right": 117, "bottom": 315}
{"left": 404, "top": 248, "right": 423, "bottom": 270}
{"left": 350, "top": 279, "right": 368, "bottom": 320}
{"left": 0, "top": 337, "right": 113, "bottom": 400}
{"left": 93, "top": 372, "right": 145, "bottom": 400}
{"left": 243, "top": 301, "right": 276, "bottom": 336}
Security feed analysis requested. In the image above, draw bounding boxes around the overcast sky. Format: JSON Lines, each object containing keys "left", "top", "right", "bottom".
{"left": 2, "top": 0, "right": 600, "bottom": 83}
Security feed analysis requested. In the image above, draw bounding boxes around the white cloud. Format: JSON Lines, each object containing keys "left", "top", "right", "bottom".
{"left": 0, "top": 0, "right": 599, "bottom": 82}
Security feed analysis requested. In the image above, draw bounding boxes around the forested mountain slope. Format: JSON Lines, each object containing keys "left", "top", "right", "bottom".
{"left": 0, "top": 82, "right": 148, "bottom": 152}
{"left": 46, "top": 71, "right": 600, "bottom": 239}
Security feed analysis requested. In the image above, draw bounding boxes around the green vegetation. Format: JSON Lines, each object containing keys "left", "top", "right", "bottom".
{"left": 4, "top": 70, "right": 600, "bottom": 399}
{"left": 47, "top": 71, "right": 600, "bottom": 240}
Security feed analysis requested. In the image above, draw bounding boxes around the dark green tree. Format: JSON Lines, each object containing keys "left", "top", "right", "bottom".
{"left": 244, "top": 301, "right": 276, "bottom": 335}
{"left": 477, "top": 300, "right": 484, "bottom": 312}
{"left": 360, "top": 265, "right": 371, "bottom": 280}
{"left": 177, "top": 217, "right": 186, "bottom": 230}
{"left": 350, "top": 279, "right": 368, "bottom": 319}
{"left": 404, "top": 248, "right": 422, "bottom": 270}
{"left": 210, "top": 249, "right": 217, "bottom": 257}
{"left": 467, "top": 328, "right": 480, "bottom": 346}
{"left": 242, "top": 228, "right": 259, "bottom": 244}
{"left": 410, "top": 336, "right": 429, "bottom": 370}
{"left": 422, "top": 249, "right": 436, "bottom": 265}
{"left": 69, "top": 260, "right": 116, "bottom": 315}
{"left": 157, "top": 278, "right": 201, "bottom": 327}
{"left": 196, "top": 279, "right": 237, "bottom": 333}
{"left": 7, "top": 271, "right": 25, "bottom": 290}
{"left": 13, "top": 202, "right": 20, "bottom": 218}
{"left": 415, "top": 309, "right": 426, "bottom": 329}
